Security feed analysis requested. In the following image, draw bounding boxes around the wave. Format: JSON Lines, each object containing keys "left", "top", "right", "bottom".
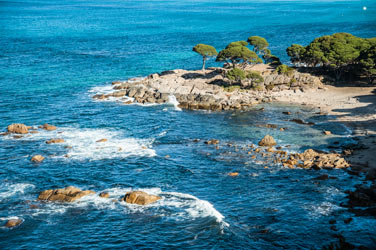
{"left": 30, "top": 187, "right": 229, "bottom": 227}
{"left": 0, "top": 183, "right": 35, "bottom": 200}
{"left": 3, "top": 127, "right": 156, "bottom": 161}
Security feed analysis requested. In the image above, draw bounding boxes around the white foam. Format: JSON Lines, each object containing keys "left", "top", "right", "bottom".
{"left": 30, "top": 187, "right": 228, "bottom": 227}
{"left": 168, "top": 95, "right": 182, "bottom": 111}
{"left": 0, "top": 183, "right": 35, "bottom": 200}
{"left": 7, "top": 127, "right": 156, "bottom": 161}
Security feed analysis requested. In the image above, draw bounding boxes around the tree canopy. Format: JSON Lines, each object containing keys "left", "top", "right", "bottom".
{"left": 192, "top": 44, "right": 218, "bottom": 71}
{"left": 216, "top": 42, "right": 261, "bottom": 68}
{"left": 247, "top": 36, "right": 269, "bottom": 54}
{"left": 286, "top": 33, "right": 376, "bottom": 81}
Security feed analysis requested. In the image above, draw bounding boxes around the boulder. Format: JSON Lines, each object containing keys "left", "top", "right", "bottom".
{"left": 46, "top": 138, "right": 65, "bottom": 144}
{"left": 7, "top": 123, "right": 28, "bottom": 134}
{"left": 42, "top": 124, "right": 57, "bottom": 131}
{"left": 37, "top": 186, "right": 95, "bottom": 202}
{"left": 258, "top": 135, "right": 277, "bottom": 147}
{"left": 31, "top": 155, "right": 45, "bottom": 163}
{"left": 4, "top": 218, "right": 22, "bottom": 228}
{"left": 122, "top": 191, "right": 161, "bottom": 205}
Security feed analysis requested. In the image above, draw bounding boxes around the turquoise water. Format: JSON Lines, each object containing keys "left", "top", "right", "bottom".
{"left": 1, "top": 0, "right": 376, "bottom": 249}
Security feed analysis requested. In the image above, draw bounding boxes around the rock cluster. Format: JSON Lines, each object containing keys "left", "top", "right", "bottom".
{"left": 122, "top": 191, "right": 161, "bottom": 205}
{"left": 37, "top": 186, "right": 95, "bottom": 202}
{"left": 93, "top": 66, "right": 323, "bottom": 111}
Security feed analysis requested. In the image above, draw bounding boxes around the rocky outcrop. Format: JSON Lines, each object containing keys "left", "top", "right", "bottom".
{"left": 42, "top": 123, "right": 57, "bottom": 131}
{"left": 7, "top": 124, "right": 28, "bottom": 134}
{"left": 4, "top": 218, "right": 23, "bottom": 228}
{"left": 258, "top": 135, "right": 277, "bottom": 147}
{"left": 37, "top": 186, "right": 95, "bottom": 202}
{"left": 46, "top": 138, "right": 65, "bottom": 144}
{"left": 279, "top": 148, "right": 350, "bottom": 169}
{"left": 93, "top": 65, "right": 323, "bottom": 111}
{"left": 31, "top": 155, "right": 45, "bottom": 163}
{"left": 122, "top": 191, "right": 161, "bottom": 205}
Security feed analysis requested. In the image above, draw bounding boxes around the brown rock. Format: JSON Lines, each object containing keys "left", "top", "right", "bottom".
{"left": 205, "top": 139, "right": 220, "bottom": 145}
{"left": 37, "top": 186, "right": 95, "bottom": 202}
{"left": 4, "top": 218, "right": 22, "bottom": 228}
{"left": 123, "top": 191, "right": 161, "bottom": 205}
{"left": 7, "top": 123, "right": 28, "bottom": 134}
{"left": 99, "top": 192, "right": 110, "bottom": 198}
{"left": 46, "top": 138, "right": 65, "bottom": 144}
{"left": 30, "top": 130, "right": 39, "bottom": 134}
{"left": 96, "top": 139, "right": 107, "bottom": 143}
{"left": 42, "top": 124, "right": 57, "bottom": 131}
{"left": 323, "top": 131, "right": 332, "bottom": 135}
{"left": 93, "top": 94, "right": 106, "bottom": 99}
{"left": 31, "top": 155, "right": 45, "bottom": 163}
{"left": 258, "top": 135, "right": 277, "bottom": 147}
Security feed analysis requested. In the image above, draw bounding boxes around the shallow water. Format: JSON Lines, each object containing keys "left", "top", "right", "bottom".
{"left": 1, "top": 0, "right": 376, "bottom": 249}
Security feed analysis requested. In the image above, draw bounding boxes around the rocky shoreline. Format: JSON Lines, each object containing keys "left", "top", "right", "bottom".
{"left": 93, "top": 64, "right": 324, "bottom": 111}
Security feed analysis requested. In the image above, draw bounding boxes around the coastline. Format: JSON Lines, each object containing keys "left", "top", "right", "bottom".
{"left": 272, "top": 85, "right": 376, "bottom": 176}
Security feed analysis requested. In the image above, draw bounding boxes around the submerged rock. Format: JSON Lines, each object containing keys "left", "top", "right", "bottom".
{"left": 37, "top": 186, "right": 95, "bottom": 202}
{"left": 7, "top": 123, "right": 28, "bottom": 134}
{"left": 122, "top": 191, "right": 161, "bottom": 205}
{"left": 4, "top": 218, "right": 22, "bottom": 228}
{"left": 99, "top": 192, "right": 110, "bottom": 198}
{"left": 31, "top": 155, "right": 45, "bottom": 163}
{"left": 258, "top": 135, "right": 277, "bottom": 147}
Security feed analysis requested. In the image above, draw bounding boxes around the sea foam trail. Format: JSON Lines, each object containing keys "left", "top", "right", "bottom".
{"left": 31, "top": 187, "right": 229, "bottom": 227}
{"left": 4, "top": 127, "right": 156, "bottom": 160}
{"left": 0, "top": 183, "right": 35, "bottom": 200}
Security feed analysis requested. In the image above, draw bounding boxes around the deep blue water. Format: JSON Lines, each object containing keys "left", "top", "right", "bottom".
{"left": 1, "top": 0, "right": 376, "bottom": 249}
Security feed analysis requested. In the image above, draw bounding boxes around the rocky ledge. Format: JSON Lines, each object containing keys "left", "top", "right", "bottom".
{"left": 37, "top": 186, "right": 95, "bottom": 202}
{"left": 93, "top": 65, "right": 323, "bottom": 111}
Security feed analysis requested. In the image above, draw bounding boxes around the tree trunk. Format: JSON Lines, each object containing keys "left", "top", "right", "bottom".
{"left": 202, "top": 57, "right": 206, "bottom": 74}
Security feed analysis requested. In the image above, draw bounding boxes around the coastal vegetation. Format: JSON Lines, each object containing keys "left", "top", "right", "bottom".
{"left": 192, "top": 44, "right": 218, "bottom": 72}
{"left": 286, "top": 33, "right": 376, "bottom": 83}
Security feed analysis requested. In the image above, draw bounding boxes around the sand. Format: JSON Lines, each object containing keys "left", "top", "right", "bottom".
{"left": 273, "top": 85, "right": 376, "bottom": 173}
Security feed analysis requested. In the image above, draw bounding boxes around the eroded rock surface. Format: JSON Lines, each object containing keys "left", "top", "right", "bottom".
{"left": 122, "top": 191, "right": 161, "bottom": 205}
{"left": 7, "top": 124, "right": 28, "bottom": 134}
{"left": 94, "top": 66, "right": 323, "bottom": 111}
{"left": 37, "top": 186, "right": 95, "bottom": 202}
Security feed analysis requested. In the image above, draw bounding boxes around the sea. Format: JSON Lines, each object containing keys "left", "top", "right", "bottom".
{"left": 1, "top": 0, "right": 376, "bottom": 249}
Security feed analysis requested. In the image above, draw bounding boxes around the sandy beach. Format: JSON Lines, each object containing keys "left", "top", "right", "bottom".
{"left": 274, "top": 85, "right": 376, "bottom": 175}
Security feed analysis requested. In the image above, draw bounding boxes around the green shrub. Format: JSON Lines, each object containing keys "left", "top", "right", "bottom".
{"left": 289, "top": 78, "right": 297, "bottom": 86}
{"left": 265, "top": 84, "right": 274, "bottom": 90}
{"left": 245, "top": 70, "right": 264, "bottom": 83}
{"left": 251, "top": 84, "right": 264, "bottom": 91}
{"left": 226, "top": 68, "right": 246, "bottom": 82}
{"left": 276, "top": 64, "right": 295, "bottom": 76}
{"left": 223, "top": 85, "right": 241, "bottom": 92}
